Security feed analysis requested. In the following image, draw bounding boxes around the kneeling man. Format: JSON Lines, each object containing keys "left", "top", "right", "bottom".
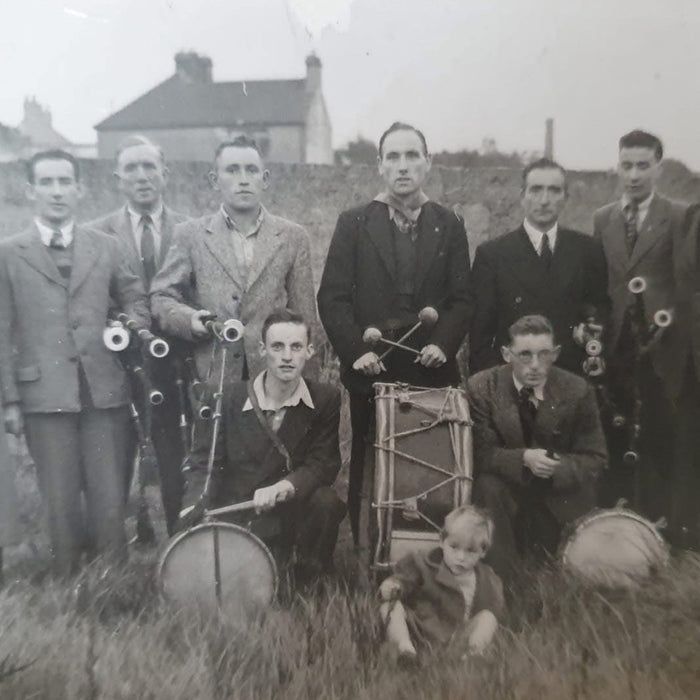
{"left": 182, "top": 309, "right": 346, "bottom": 577}
{"left": 468, "top": 315, "right": 607, "bottom": 579}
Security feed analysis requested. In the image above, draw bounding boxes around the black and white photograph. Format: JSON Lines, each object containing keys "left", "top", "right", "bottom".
{"left": 0, "top": 0, "right": 699, "bottom": 697}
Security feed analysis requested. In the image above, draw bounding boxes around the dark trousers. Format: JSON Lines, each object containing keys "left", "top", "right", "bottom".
{"left": 127, "top": 359, "right": 186, "bottom": 535}
{"left": 226, "top": 486, "right": 346, "bottom": 573}
{"left": 348, "top": 391, "right": 373, "bottom": 545}
{"left": 669, "top": 360, "right": 700, "bottom": 548}
{"left": 24, "top": 405, "right": 130, "bottom": 576}
{"left": 473, "top": 474, "right": 561, "bottom": 581}
{"left": 598, "top": 351, "right": 675, "bottom": 521}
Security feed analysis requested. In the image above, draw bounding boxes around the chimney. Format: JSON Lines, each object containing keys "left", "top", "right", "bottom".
{"left": 305, "top": 53, "right": 322, "bottom": 94}
{"left": 544, "top": 118, "right": 554, "bottom": 159}
{"left": 175, "top": 52, "right": 213, "bottom": 83}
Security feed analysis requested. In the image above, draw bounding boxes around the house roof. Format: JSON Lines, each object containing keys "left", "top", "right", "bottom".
{"left": 95, "top": 75, "right": 309, "bottom": 131}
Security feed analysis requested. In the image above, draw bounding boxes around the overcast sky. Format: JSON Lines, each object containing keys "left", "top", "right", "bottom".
{"left": 1, "top": 0, "right": 699, "bottom": 169}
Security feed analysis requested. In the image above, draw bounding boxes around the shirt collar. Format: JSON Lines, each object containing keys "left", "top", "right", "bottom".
{"left": 523, "top": 218, "right": 558, "bottom": 252}
{"left": 374, "top": 190, "right": 429, "bottom": 224}
{"left": 221, "top": 204, "right": 265, "bottom": 238}
{"left": 242, "top": 370, "right": 314, "bottom": 412}
{"left": 512, "top": 374, "right": 546, "bottom": 402}
{"left": 128, "top": 202, "right": 164, "bottom": 233}
{"left": 35, "top": 218, "right": 75, "bottom": 247}
{"left": 621, "top": 192, "right": 654, "bottom": 215}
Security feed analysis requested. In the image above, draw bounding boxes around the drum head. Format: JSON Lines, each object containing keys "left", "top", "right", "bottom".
{"left": 561, "top": 510, "right": 669, "bottom": 587}
{"left": 159, "top": 523, "right": 277, "bottom": 618}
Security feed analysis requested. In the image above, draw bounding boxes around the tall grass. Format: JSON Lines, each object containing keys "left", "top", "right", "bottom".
{"left": 1, "top": 550, "right": 700, "bottom": 699}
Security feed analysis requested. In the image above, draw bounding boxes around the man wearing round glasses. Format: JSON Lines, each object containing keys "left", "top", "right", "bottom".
{"left": 467, "top": 314, "right": 607, "bottom": 580}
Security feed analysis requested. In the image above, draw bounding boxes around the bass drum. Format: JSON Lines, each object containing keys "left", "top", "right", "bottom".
{"left": 159, "top": 522, "right": 278, "bottom": 619}
{"left": 560, "top": 508, "right": 669, "bottom": 587}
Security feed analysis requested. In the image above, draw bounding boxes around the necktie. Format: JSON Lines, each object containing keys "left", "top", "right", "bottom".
{"left": 140, "top": 215, "right": 156, "bottom": 286}
{"left": 623, "top": 201, "right": 639, "bottom": 255}
{"left": 518, "top": 386, "right": 537, "bottom": 447}
{"left": 49, "top": 229, "right": 65, "bottom": 249}
{"left": 540, "top": 232, "right": 553, "bottom": 268}
{"left": 392, "top": 209, "right": 419, "bottom": 243}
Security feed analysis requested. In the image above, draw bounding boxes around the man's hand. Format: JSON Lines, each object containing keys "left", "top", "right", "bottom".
{"left": 379, "top": 576, "right": 402, "bottom": 601}
{"left": 523, "top": 449, "right": 560, "bottom": 479}
{"left": 418, "top": 344, "right": 446, "bottom": 368}
{"left": 352, "top": 351, "right": 386, "bottom": 376}
{"left": 253, "top": 479, "right": 296, "bottom": 513}
{"left": 4, "top": 404, "right": 23, "bottom": 436}
{"left": 572, "top": 321, "right": 603, "bottom": 347}
{"left": 190, "top": 309, "right": 214, "bottom": 338}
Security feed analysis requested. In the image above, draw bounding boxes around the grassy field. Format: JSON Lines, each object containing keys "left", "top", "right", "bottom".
{"left": 2, "top": 443, "right": 700, "bottom": 700}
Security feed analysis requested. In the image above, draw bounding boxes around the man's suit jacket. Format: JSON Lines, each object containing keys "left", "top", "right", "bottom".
{"left": 675, "top": 203, "right": 700, "bottom": 380}
{"left": 468, "top": 226, "right": 608, "bottom": 374}
{"left": 467, "top": 365, "right": 607, "bottom": 525}
{"left": 87, "top": 205, "right": 189, "bottom": 291}
{"left": 150, "top": 209, "right": 319, "bottom": 385}
{"left": 593, "top": 193, "right": 688, "bottom": 398}
{"left": 211, "top": 380, "right": 341, "bottom": 508}
{"left": 0, "top": 225, "right": 149, "bottom": 413}
{"left": 317, "top": 200, "right": 472, "bottom": 394}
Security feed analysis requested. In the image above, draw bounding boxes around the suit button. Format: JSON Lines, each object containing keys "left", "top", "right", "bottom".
{"left": 68, "top": 356, "right": 78, "bottom": 363}
{"left": 72, "top": 321, "right": 79, "bottom": 329}
{"left": 232, "top": 295, "right": 239, "bottom": 301}
{"left": 515, "top": 297, "right": 522, "bottom": 304}
{"left": 233, "top": 351, "right": 241, "bottom": 359}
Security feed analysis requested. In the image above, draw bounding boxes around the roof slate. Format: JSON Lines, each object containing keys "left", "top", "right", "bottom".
{"left": 95, "top": 75, "right": 309, "bottom": 131}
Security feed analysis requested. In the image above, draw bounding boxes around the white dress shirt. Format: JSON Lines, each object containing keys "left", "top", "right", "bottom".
{"left": 128, "top": 203, "right": 164, "bottom": 258}
{"left": 621, "top": 192, "right": 653, "bottom": 228}
{"left": 523, "top": 219, "right": 558, "bottom": 256}
{"left": 35, "top": 218, "right": 75, "bottom": 247}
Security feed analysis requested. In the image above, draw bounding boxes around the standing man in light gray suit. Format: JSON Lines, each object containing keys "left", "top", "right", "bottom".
{"left": 151, "top": 135, "right": 319, "bottom": 389}
{"left": 89, "top": 135, "right": 190, "bottom": 534}
{"left": 0, "top": 150, "right": 149, "bottom": 575}
{"left": 594, "top": 130, "right": 688, "bottom": 519}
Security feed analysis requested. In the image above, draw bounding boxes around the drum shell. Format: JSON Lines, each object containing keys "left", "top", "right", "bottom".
{"left": 560, "top": 508, "right": 669, "bottom": 588}
{"left": 368, "top": 383, "right": 473, "bottom": 572}
{"left": 158, "top": 522, "right": 277, "bottom": 619}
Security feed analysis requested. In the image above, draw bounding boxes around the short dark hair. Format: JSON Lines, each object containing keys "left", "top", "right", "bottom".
{"left": 214, "top": 135, "right": 262, "bottom": 164}
{"left": 26, "top": 149, "right": 79, "bottom": 184}
{"left": 522, "top": 157, "right": 568, "bottom": 192}
{"left": 619, "top": 130, "right": 663, "bottom": 161}
{"left": 261, "top": 308, "right": 310, "bottom": 343}
{"left": 115, "top": 134, "right": 165, "bottom": 165}
{"left": 507, "top": 314, "right": 555, "bottom": 344}
{"left": 378, "top": 121, "right": 428, "bottom": 158}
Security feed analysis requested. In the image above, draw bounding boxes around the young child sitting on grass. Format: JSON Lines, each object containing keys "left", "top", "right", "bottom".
{"left": 379, "top": 505, "right": 505, "bottom": 660}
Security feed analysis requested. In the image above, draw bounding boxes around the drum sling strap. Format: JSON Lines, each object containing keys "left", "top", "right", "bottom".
{"left": 246, "top": 380, "right": 293, "bottom": 474}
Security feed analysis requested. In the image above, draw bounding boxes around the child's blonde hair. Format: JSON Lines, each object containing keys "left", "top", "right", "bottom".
{"left": 441, "top": 504, "right": 494, "bottom": 552}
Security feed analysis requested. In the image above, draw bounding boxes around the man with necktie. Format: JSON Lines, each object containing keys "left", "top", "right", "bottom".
{"left": 468, "top": 315, "right": 606, "bottom": 580}
{"left": 317, "top": 122, "right": 472, "bottom": 545}
{"left": 0, "top": 150, "right": 149, "bottom": 575}
{"left": 593, "top": 130, "right": 688, "bottom": 519}
{"left": 469, "top": 158, "right": 608, "bottom": 376}
{"left": 89, "top": 136, "right": 190, "bottom": 534}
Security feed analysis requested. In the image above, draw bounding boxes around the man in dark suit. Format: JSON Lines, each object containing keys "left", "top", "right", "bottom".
{"left": 0, "top": 150, "right": 149, "bottom": 575}
{"left": 668, "top": 204, "right": 700, "bottom": 548}
{"left": 593, "top": 130, "right": 688, "bottom": 518}
{"left": 182, "top": 309, "right": 345, "bottom": 576}
{"left": 89, "top": 135, "right": 189, "bottom": 534}
{"left": 317, "top": 122, "right": 472, "bottom": 543}
{"left": 469, "top": 315, "right": 607, "bottom": 580}
{"left": 469, "top": 158, "right": 608, "bottom": 375}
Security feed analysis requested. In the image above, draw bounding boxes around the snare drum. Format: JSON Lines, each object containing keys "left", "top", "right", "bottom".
{"left": 159, "top": 522, "right": 278, "bottom": 618}
{"left": 560, "top": 509, "right": 669, "bottom": 587}
{"left": 361, "top": 383, "right": 473, "bottom": 574}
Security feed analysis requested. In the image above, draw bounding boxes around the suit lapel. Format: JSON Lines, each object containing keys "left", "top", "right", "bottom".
{"left": 366, "top": 203, "right": 397, "bottom": 283}
{"left": 70, "top": 227, "right": 102, "bottom": 295}
{"left": 159, "top": 207, "right": 176, "bottom": 266}
{"left": 504, "top": 227, "right": 549, "bottom": 296}
{"left": 15, "top": 226, "right": 67, "bottom": 288}
{"left": 628, "top": 195, "right": 669, "bottom": 270}
{"left": 602, "top": 204, "right": 630, "bottom": 274}
{"left": 491, "top": 367, "right": 526, "bottom": 446}
{"left": 112, "top": 207, "right": 144, "bottom": 277}
{"left": 203, "top": 211, "right": 245, "bottom": 294}
{"left": 534, "top": 374, "right": 566, "bottom": 450}
{"left": 414, "top": 203, "right": 444, "bottom": 294}
{"left": 246, "top": 212, "right": 284, "bottom": 291}
{"left": 549, "top": 228, "right": 580, "bottom": 291}
{"left": 275, "top": 402, "right": 313, "bottom": 459}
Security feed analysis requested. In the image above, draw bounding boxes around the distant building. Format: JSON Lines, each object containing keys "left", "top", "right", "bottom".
{"left": 95, "top": 52, "right": 333, "bottom": 164}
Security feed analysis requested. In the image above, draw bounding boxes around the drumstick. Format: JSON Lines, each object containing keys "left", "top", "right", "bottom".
{"left": 376, "top": 338, "right": 422, "bottom": 356}
{"left": 205, "top": 500, "right": 256, "bottom": 517}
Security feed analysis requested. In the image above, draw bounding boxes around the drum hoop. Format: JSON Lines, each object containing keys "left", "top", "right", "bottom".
{"left": 560, "top": 508, "right": 668, "bottom": 564}
{"left": 158, "top": 521, "right": 279, "bottom": 601}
